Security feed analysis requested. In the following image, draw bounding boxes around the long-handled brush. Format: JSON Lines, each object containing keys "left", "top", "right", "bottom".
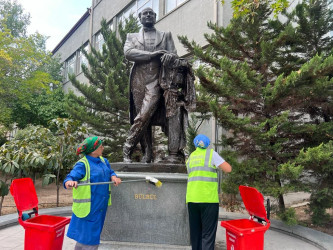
{"left": 77, "top": 176, "right": 162, "bottom": 188}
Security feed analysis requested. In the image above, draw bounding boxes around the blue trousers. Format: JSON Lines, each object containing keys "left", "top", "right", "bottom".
{"left": 188, "top": 203, "right": 219, "bottom": 250}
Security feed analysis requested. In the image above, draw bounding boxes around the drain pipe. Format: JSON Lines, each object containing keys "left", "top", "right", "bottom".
{"left": 88, "top": 0, "right": 94, "bottom": 48}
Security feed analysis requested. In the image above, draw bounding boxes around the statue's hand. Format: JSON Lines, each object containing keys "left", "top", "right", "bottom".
{"left": 150, "top": 50, "right": 168, "bottom": 58}
{"left": 161, "top": 53, "right": 177, "bottom": 66}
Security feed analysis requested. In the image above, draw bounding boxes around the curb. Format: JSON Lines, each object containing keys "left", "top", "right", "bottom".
{"left": 219, "top": 210, "right": 333, "bottom": 250}
{"left": 0, "top": 206, "right": 72, "bottom": 230}
{"left": 1, "top": 206, "right": 332, "bottom": 250}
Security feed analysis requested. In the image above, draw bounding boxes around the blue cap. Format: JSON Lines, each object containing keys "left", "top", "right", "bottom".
{"left": 193, "top": 134, "right": 210, "bottom": 149}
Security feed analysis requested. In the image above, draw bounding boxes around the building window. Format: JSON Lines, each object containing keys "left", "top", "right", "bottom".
{"left": 165, "top": 0, "right": 186, "bottom": 14}
{"left": 109, "top": 19, "right": 114, "bottom": 32}
{"left": 95, "top": 31, "right": 104, "bottom": 52}
{"left": 78, "top": 44, "right": 88, "bottom": 73}
{"left": 65, "top": 54, "right": 76, "bottom": 81}
{"left": 118, "top": 0, "right": 159, "bottom": 25}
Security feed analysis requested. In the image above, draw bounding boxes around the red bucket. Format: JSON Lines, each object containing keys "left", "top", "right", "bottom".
{"left": 10, "top": 178, "right": 70, "bottom": 250}
{"left": 221, "top": 185, "right": 270, "bottom": 250}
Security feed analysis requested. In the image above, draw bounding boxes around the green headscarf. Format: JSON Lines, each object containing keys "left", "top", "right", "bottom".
{"left": 76, "top": 136, "right": 102, "bottom": 155}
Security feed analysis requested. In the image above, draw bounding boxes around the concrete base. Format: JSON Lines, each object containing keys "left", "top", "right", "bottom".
{"left": 99, "top": 241, "right": 191, "bottom": 249}
{"left": 101, "top": 172, "right": 190, "bottom": 246}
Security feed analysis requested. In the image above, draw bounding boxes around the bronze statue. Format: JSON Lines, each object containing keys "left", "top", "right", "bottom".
{"left": 123, "top": 7, "right": 195, "bottom": 164}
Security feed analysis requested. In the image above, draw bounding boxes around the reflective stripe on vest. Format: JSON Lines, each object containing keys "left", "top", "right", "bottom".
{"left": 72, "top": 156, "right": 111, "bottom": 218}
{"left": 186, "top": 148, "right": 219, "bottom": 203}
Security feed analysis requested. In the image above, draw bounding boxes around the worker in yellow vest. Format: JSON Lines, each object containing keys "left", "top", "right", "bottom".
{"left": 64, "top": 136, "right": 121, "bottom": 250}
{"left": 186, "top": 134, "right": 232, "bottom": 250}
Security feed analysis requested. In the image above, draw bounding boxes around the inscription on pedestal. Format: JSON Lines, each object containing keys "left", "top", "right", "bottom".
{"left": 101, "top": 172, "right": 190, "bottom": 246}
{"left": 134, "top": 194, "right": 157, "bottom": 200}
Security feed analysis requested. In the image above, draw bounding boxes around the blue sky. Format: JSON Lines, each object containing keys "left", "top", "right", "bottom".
{"left": 18, "top": 0, "right": 92, "bottom": 51}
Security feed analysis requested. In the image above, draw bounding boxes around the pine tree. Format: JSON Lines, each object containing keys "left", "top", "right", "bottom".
{"left": 65, "top": 16, "right": 139, "bottom": 162}
{"left": 280, "top": 0, "right": 333, "bottom": 225}
{"left": 179, "top": 0, "right": 333, "bottom": 222}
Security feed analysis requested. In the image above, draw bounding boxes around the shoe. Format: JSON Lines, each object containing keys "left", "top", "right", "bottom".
{"left": 123, "top": 144, "right": 132, "bottom": 163}
{"left": 123, "top": 156, "right": 132, "bottom": 163}
{"left": 141, "top": 155, "right": 152, "bottom": 163}
{"left": 162, "top": 154, "right": 184, "bottom": 164}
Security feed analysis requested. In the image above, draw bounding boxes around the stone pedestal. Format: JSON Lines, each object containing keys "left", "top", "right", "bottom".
{"left": 101, "top": 170, "right": 190, "bottom": 247}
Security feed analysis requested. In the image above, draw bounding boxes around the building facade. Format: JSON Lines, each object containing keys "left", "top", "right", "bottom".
{"left": 52, "top": 0, "right": 232, "bottom": 150}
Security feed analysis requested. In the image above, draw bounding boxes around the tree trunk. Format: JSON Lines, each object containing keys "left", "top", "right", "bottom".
{"left": 0, "top": 196, "right": 4, "bottom": 216}
{"left": 56, "top": 161, "right": 61, "bottom": 207}
{"left": 18, "top": 167, "right": 22, "bottom": 178}
{"left": 56, "top": 182, "right": 60, "bottom": 207}
{"left": 277, "top": 178, "right": 286, "bottom": 213}
{"left": 32, "top": 172, "right": 36, "bottom": 184}
{"left": 56, "top": 144, "right": 63, "bottom": 207}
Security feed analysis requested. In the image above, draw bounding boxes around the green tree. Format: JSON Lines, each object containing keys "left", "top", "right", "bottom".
{"left": 0, "top": 125, "right": 54, "bottom": 215}
{"left": 0, "top": 0, "right": 30, "bottom": 37}
{"left": 0, "top": 0, "right": 66, "bottom": 129}
{"left": 225, "top": 0, "right": 290, "bottom": 20}
{"left": 179, "top": 0, "right": 333, "bottom": 223}
{"left": 0, "top": 179, "right": 9, "bottom": 215}
{"left": 65, "top": 16, "right": 139, "bottom": 161}
{"left": 12, "top": 87, "right": 69, "bottom": 128}
{"left": 186, "top": 113, "right": 211, "bottom": 155}
{"left": 45, "top": 118, "right": 87, "bottom": 207}
{"left": 0, "top": 119, "right": 86, "bottom": 213}
{"left": 286, "top": 141, "right": 333, "bottom": 225}
{"left": 0, "top": 126, "right": 7, "bottom": 146}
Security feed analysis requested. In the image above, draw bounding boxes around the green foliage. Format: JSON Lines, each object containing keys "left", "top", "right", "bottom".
{"left": 65, "top": 16, "right": 140, "bottom": 161}
{"left": 0, "top": 125, "right": 54, "bottom": 177}
{"left": 0, "top": 180, "right": 8, "bottom": 197}
{"left": 186, "top": 113, "right": 211, "bottom": 155}
{"left": 12, "top": 87, "right": 69, "bottom": 128}
{"left": 278, "top": 207, "right": 297, "bottom": 225}
{"left": 179, "top": 0, "right": 333, "bottom": 223}
{"left": 309, "top": 188, "right": 333, "bottom": 225}
{"left": 47, "top": 118, "right": 87, "bottom": 182}
{"left": 186, "top": 114, "right": 200, "bottom": 155}
{"left": 0, "top": 179, "right": 9, "bottom": 215}
{"left": 0, "top": 118, "right": 86, "bottom": 211}
{"left": 0, "top": 0, "right": 65, "bottom": 128}
{"left": 0, "top": 126, "right": 7, "bottom": 146}
{"left": 227, "top": 0, "right": 290, "bottom": 20}
{"left": 291, "top": 141, "right": 333, "bottom": 225}
{"left": 0, "top": 0, "right": 30, "bottom": 37}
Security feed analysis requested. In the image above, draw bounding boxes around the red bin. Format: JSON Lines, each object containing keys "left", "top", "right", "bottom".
{"left": 10, "top": 178, "right": 70, "bottom": 250}
{"left": 221, "top": 185, "right": 270, "bottom": 250}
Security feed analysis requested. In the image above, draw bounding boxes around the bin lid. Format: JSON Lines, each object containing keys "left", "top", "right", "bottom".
{"left": 10, "top": 178, "right": 38, "bottom": 212}
{"left": 239, "top": 185, "right": 269, "bottom": 222}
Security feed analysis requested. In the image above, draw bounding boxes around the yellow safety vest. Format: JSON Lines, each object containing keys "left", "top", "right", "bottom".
{"left": 186, "top": 148, "right": 219, "bottom": 203}
{"left": 72, "top": 156, "right": 111, "bottom": 218}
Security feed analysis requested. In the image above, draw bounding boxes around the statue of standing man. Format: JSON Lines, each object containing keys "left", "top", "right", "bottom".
{"left": 123, "top": 7, "right": 195, "bottom": 164}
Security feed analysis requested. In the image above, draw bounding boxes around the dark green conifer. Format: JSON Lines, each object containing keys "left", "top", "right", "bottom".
{"left": 179, "top": 0, "right": 333, "bottom": 223}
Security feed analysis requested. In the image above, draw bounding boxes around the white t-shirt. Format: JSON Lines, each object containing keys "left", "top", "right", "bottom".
{"left": 211, "top": 150, "right": 225, "bottom": 167}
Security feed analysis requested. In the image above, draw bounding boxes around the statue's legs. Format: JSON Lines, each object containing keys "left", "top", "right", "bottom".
{"left": 165, "top": 107, "right": 185, "bottom": 163}
{"left": 123, "top": 81, "right": 161, "bottom": 162}
{"left": 139, "top": 125, "right": 153, "bottom": 163}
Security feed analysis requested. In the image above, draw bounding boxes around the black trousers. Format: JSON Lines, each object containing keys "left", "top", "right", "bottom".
{"left": 188, "top": 203, "right": 219, "bottom": 250}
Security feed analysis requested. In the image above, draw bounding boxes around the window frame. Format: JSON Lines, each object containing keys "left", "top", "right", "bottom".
{"left": 95, "top": 31, "right": 105, "bottom": 52}
{"left": 164, "top": 0, "right": 187, "bottom": 15}
{"left": 118, "top": 0, "right": 160, "bottom": 25}
{"left": 78, "top": 44, "right": 89, "bottom": 74}
{"left": 65, "top": 53, "right": 76, "bottom": 81}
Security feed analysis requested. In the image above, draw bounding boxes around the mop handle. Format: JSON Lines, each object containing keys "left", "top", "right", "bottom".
{"left": 77, "top": 179, "right": 145, "bottom": 186}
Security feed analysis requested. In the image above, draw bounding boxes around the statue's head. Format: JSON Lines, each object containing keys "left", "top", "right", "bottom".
{"left": 138, "top": 7, "right": 156, "bottom": 28}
